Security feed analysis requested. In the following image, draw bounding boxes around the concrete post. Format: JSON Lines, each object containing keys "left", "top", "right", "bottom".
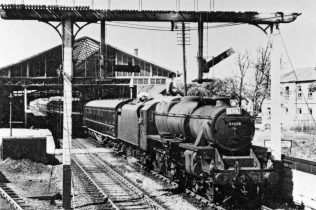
{"left": 9, "top": 93, "right": 12, "bottom": 137}
{"left": 129, "top": 79, "right": 135, "bottom": 98}
{"left": 62, "top": 18, "right": 73, "bottom": 209}
{"left": 26, "top": 62, "right": 30, "bottom": 78}
{"left": 100, "top": 20, "right": 106, "bottom": 80}
{"left": 197, "top": 21, "right": 204, "bottom": 81}
{"left": 270, "top": 25, "right": 282, "bottom": 160}
{"left": 24, "top": 87, "right": 27, "bottom": 128}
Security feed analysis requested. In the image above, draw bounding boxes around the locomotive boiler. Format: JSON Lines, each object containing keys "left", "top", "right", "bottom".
{"left": 83, "top": 96, "right": 275, "bottom": 207}
{"left": 155, "top": 96, "right": 254, "bottom": 155}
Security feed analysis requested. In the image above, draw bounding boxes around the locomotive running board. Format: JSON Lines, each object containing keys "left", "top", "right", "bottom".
{"left": 179, "top": 143, "right": 213, "bottom": 152}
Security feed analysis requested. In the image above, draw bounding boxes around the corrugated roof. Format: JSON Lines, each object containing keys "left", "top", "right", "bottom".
{"left": 281, "top": 67, "right": 316, "bottom": 83}
{"left": 85, "top": 99, "right": 128, "bottom": 108}
{"left": 0, "top": 36, "right": 176, "bottom": 74}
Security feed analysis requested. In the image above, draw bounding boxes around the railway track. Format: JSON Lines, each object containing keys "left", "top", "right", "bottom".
{"left": 82, "top": 137, "right": 225, "bottom": 210}
{"left": 72, "top": 140, "right": 166, "bottom": 210}
{"left": 0, "top": 183, "right": 33, "bottom": 210}
{"left": 83, "top": 137, "right": 226, "bottom": 210}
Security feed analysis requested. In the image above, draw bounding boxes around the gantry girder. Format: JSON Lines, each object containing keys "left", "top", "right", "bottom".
{"left": 0, "top": 4, "right": 299, "bottom": 24}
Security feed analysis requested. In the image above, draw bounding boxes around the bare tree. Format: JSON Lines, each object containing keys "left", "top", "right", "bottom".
{"left": 245, "top": 42, "right": 271, "bottom": 116}
{"left": 236, "top": 51, "right": 251, "bottom": 106}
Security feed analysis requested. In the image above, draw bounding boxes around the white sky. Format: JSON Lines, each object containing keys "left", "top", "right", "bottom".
{"left": 0, "top": 0, "right": 316, "bottom": 81}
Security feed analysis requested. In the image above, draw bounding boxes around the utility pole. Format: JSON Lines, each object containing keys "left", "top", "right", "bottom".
{"left": 197, "top": 21, "right": 204, "bottom": 81}
{"left": 182, "top": 22, "right": 187, "bottom": 96}
{"left": 9, "top": 93, "right": 12, "bottom": 137}
{"left": 24, "top": 87, "right": 28, "bottom": 128}
{"left": 177, "top": 22, "right": 190, "bottom": 96}
{"left": 62, "top": 18, "right": 73, "bottom": 209}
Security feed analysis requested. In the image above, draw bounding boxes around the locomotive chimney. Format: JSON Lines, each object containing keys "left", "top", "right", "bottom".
{"left": 134, "top": 48, "right": 138, "bottom": 56}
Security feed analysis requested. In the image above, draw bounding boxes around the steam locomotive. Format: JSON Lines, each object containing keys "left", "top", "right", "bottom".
{"left": 83, "top": 96, "right": 275, "bottom": 207}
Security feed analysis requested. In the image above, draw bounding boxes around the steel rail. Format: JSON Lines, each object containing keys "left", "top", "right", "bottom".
{"left": 0, "top": 183, "right": 32, "bottom": 210}
{"left": 73, "top": 140, "right": 166, "bottom": 210}
{"left": 71, "top": 158, "right": 119, "bottom": 210}
{"left": 83, "top": 137, "right": 226, "bottom": 209}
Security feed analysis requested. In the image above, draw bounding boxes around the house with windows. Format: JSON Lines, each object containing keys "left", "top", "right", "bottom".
{"left": 261, "top": 67, "right": 316, "bottom": 130}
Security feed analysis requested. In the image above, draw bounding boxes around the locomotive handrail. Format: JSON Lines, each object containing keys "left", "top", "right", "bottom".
{"left": 155, "top": 112, "right": 252, "bottom": 120}
{"left": 155, "top": 112, "right": 213, "bottom": 120}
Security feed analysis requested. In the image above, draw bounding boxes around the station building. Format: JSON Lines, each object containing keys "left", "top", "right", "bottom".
{"left": 261, "top": 67, "right": 316, "bottom": 130}
{"left": 0, "top": 36, "right": 176, "bottom": 88}
{"left": 0, "top": 36, "right": 177, "bottom": 127}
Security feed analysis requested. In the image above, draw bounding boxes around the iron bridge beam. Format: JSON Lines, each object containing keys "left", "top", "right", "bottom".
{"left": 0, "top": 4, "right": 300, "bottom": 24}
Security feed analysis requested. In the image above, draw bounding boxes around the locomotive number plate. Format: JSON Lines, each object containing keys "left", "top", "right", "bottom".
{"left": 228, "top": 121, "right": 242, "bottom": 127}
{"left": 226, "top": 107, "right": 241, "bottom": 115}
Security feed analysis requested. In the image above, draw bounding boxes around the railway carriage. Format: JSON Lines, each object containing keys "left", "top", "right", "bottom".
{"left": 83, "top": 99, "right": 132, "bottom": 142}
{"left": 83, "top": 96, "right": 277, "bottom": 208}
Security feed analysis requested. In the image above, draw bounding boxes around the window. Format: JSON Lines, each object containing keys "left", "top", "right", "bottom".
{"left": 309, "top": 108, "right": 313, "bottom": 115}
{"left": 143, "top": 79, "right": 148, "bottom": 84}
{"left": 140, "top": 61, "right": 145, "bottom": 77}
{"left": 163, "top": 70, "right": 168, "bottom": 77}
{"left": 123, "top": 54, "right": 128, "bottom": 64}
{"left": 158, "top": 68, "right": 163, "bottom": 76}
{"left": 145, "top": 64, "right": 150, "bottom": 76}
{"left": 285, "top": 86, "right": 289, "bottom": 97}
{"left": 152, "top": 66, "right": 158, "bottom": 76}
{"left": 308, "top": 88, "right": 313, "bottom": 98}
{"left": 150, "top": 79, "right": 155, "bottom": 84}
{"left": 128, "top": 57, "right": 133, "bottom": 76}
{"left": 117, "top": 52, "right": 123, "bottom": 64}
{"left": 298, "top": 108, "right": 302, "bottom": 114}
{"left": 122, "top": 54, "right": 128, "bottom": 76}
{"left": 297, "top": 85, "right": 302, "bottom": 99}
{"left": 134, "top": 60, "right": 140, "bottom": 76}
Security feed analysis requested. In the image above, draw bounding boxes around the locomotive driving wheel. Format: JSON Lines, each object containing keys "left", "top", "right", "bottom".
{"left": 166, "top": 161, "right": 177, "bottom": 180}
{"left": 205, "top": 176, "right": 215, "bottom": 202}
{"left": 153, "top": 153, "right": 165, "bottom": 174}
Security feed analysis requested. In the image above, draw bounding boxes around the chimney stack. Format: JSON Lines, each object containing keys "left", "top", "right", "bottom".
{"left": 134, "top": 48, "right": 138, "bottom": 56}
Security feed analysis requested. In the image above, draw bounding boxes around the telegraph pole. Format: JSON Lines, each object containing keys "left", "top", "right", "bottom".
{"left": 9, "top": 93, "right": 12, "bottom": 137}
{"left": 182, "top": 22, "right": 188, "bottom": 96}
{"left": 177, "top": 23, "right": 190, "bottom": 96}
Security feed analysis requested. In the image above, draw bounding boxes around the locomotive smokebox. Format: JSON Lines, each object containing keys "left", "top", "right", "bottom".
{"left": 155, "top": 96, "right": 254, "bottom": 155}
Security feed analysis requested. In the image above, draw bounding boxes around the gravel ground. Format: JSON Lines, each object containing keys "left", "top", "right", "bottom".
{"left": 0, "top": 156, "right": 96, "bottom": 210}
{"left": 5, "top": 130, "right": 310, "bottom": 210}
{"left": 0, "top": 197, "right": 12, "bottom": 210}
{"left": 253, "top": 129, "right": 316, "bottom": 161}
{"left": 75, "top": 138, "right": 200, "bottom": 210}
